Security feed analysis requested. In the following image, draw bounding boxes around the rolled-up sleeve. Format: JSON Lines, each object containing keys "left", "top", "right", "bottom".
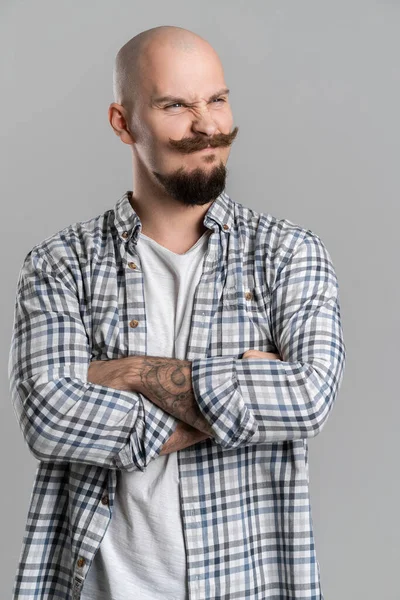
{"left": 191, "top": 231, "right": 346, "bottom": 450}
{"left": 8, "top": 247, "right": 178, "bottom": 472}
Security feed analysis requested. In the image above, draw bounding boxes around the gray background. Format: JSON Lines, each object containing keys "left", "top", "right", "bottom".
{"left": 1, "top": 1, "right": 398, "bottom": 598}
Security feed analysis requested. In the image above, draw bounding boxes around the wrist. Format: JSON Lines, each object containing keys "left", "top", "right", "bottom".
{"left": 127, "top": 355, "right": 144, "bottom": 393}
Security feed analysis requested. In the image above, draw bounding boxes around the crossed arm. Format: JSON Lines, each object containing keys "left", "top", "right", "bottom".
{"left": 10, "top": 232, "right": 345, "bottom": 468}
{"left": 87, "top": 350, "right": 280, "bottom": 455}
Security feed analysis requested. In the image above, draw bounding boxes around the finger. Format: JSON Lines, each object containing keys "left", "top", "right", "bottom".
{"left": 243, "top": 350, "right": 282, "bottom": 360}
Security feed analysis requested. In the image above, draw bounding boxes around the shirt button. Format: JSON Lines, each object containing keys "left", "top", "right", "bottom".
{"left": 223, "top": 223, "right": 229, "bottom": 230}
{"left": 77, "top": 557, "right": 86, "bottom": 568}
{"left": 101, "top": 494, "right": 109, "bottom": 505}
{"left": 245, "top": 291, "right": 253, "bottom": 300}
{"left": 122, "top": 231, "right": 129, "bottom": 239}
{"left": 129, "top": 319, "right": 139, "bottom": 328}
{"left": 127, "top": 262, "right": 137, "bottom": 269}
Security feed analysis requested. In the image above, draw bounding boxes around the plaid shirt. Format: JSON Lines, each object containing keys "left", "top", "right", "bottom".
{"left": 8, "top": 190, "right": 346, "bottom": 600}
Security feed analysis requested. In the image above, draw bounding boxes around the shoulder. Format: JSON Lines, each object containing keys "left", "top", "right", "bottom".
{"left": 232, "top": 198, "right": 332, "bottom": 286}
{"left": 20, "top": 206, "right": 114, "bottom": 287}
{"left": 234, "top": 197, "right": 323, "bottom": 257}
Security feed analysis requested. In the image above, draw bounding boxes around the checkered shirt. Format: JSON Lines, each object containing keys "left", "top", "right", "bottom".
{"left": 8, "top": 190, "right": 346, "bottom": 599}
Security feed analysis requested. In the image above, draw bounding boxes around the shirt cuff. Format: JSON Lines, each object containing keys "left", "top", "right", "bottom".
{"left": 191, "top": 356, "right": 258, "bottom": 449}
{"left": 113, "top": 394, "right": 179, "bottom": 471}
{"left": 140, "top": 394, "right": 180, "bottom": 463}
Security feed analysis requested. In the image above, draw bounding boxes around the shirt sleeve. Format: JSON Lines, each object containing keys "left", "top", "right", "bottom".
{"left": 8, "top": 246, "right": 179, "bottom": 472}
{"left": 190, "top": 231, "right": 346, "bottom": 450}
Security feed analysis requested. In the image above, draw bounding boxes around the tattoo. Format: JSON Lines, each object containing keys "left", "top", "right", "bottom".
{"left": 136, "top": 356, "right": 214, "bottom": 436}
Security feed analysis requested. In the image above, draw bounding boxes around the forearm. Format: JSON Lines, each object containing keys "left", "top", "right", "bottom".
{"left": 131, "top": 356, "right": 214, "bottom": 437}
{"left": 87, "top": 356, "right": 210, "bottom": 457}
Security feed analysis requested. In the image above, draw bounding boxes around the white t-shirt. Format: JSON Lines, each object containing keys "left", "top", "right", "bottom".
{"left": 81, "top": 228, "right": 211, "bottom": 600}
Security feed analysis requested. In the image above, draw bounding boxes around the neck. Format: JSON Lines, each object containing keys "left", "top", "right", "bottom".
{"left": 129, "top": 159, "right": 215, "bottom": 242}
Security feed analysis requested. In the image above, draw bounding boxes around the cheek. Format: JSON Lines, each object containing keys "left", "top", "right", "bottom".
{"left": 225, "top": 109, "right": 234, "bottom": 129}
{"left": 162, "top": 120, "right": 191, "bottom": 142}
{"left": 216, "top": 110, "right": 234, "bottom": 133}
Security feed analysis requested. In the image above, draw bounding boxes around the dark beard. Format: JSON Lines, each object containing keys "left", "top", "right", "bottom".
{"left": 152, "top": 159, "right": 227, "bottom": 207}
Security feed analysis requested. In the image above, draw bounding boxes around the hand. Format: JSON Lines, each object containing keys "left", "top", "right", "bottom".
{"left": 242, "top": 349, "right": 283, "bottom": 360}
{"left": 160, "top": 421, "right": 211, "bottom": 455}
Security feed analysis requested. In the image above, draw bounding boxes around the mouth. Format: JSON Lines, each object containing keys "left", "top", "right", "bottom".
{"left": 198, "top": 145, "right": 217, "bottom": 152}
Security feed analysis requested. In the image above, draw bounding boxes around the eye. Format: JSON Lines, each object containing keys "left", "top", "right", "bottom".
{"left": 164, "top": 97, "right": 227, "bottom": 110}
{"left": 164, "top": 103, "right": 186, "bottom": 109}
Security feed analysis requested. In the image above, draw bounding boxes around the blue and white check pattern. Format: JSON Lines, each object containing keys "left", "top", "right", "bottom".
{"left": 8, "top": 190, "right": 346, "bottom": 599}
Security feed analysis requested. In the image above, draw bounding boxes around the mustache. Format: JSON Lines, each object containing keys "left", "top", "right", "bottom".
{"left": 168, "top": 126, "right": 239, "bottom": 153}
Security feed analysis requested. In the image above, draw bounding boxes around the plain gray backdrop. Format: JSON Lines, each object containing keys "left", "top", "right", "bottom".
{"left": 1, "top": 1, "right": 398, "bottom": 598}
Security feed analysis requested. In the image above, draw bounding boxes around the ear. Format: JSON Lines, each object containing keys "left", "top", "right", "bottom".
{"left": 108, "top": 103, "right": 135, "bottom": 145}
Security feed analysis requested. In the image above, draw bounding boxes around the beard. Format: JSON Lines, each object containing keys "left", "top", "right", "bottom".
{"left": 152, "top": 159, "right": 227, "bottom": 207}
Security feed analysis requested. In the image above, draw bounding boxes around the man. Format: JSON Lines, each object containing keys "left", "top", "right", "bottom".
{"left": 8, "top": 25, "right": 346, "bottom": 600}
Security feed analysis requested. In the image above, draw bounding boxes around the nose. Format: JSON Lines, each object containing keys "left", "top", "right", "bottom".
{"left": 190, "top": 106, "right": 219, "bottom": 138}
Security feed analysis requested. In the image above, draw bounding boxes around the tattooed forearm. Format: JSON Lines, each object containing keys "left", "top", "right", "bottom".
{"left": 132, "top": 356, "right": 214, "bottom": 437}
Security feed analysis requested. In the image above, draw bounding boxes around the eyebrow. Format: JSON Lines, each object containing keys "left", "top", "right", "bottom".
{"left": 151, "top": 88, "right": 230, "bottom": 106}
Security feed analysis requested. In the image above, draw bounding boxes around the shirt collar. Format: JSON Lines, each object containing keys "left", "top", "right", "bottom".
{"left": 113, "top": 190, "right": 234, "bottom": 244}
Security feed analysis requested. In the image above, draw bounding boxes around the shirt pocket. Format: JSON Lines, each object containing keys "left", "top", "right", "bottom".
{"left": 220, "top": 281, "right": 276, "bottom": 352}
{"left": 221, "top": 284, "right": 240, "bottom": 308}
{"left": 246, "top": 282, "right": 271, "bottom": 315}
{"left": 221, "top": 277, "right": 270, "bottom": 313}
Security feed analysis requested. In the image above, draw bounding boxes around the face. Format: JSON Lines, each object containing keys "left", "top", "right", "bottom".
{"left": 124, "top": 41, "right": 239, "bottom": 207}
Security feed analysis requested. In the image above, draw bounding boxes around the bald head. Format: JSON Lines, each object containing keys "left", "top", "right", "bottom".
{"left": 113, "top": 26, "right": 223, "bottom": 119}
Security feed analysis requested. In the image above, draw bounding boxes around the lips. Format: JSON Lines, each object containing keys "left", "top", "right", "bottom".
{"left": 198, "top": 145, "right": 217, "bottom": 152}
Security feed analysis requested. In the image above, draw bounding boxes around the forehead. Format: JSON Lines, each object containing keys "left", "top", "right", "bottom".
{"left": 142, "top": 44, "right": 226, "bottom": 101}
